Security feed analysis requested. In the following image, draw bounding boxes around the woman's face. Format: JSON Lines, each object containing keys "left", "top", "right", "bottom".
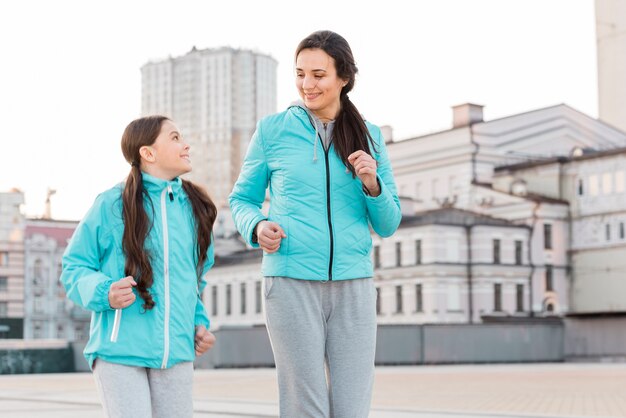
{"left": 295, "top": 48, "right": 347, "bottom": 122}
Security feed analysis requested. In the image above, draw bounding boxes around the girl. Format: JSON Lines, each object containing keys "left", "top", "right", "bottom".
{"left": 229, "top": 31, "right": 402, "bottom": 417}
{"left": 61, "top": 115, "right": 217, "bottom": 418}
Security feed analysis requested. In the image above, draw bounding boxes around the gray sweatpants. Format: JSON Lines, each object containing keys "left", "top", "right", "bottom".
{"left": 264, "top": 276, "right": 377, "bottom": 418}
{"left": 92, "top": 359, "right": 194, "bottom": 418}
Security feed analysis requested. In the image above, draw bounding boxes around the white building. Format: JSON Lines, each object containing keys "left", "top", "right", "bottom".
{"left": 23, "top": 219, "right": 89, "bottom": 340}
{"left": 204, "top": 103, "right": 626, "bottom": 329}
{"left": 596, "top": 0, "right": 626, "bottom": 133}
{"left": 493, "top": 146, "right": 626, "bottom": 313}
{"left": 0, "top": 190, "right": 25, "bottom": 338}
{"left": 141, "top": 46, "right": 277, "bottom": 207}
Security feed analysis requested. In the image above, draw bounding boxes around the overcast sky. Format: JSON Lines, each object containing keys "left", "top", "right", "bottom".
{"left": 0, "top": 0, "right": 597, "bottom": 220}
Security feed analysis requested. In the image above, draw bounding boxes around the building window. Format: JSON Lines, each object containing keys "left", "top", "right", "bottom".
{"left": 226, "top": 284, "right": 232, "bottom": 316}
{"left": 415, "top": 240, "right": 422, "bottom": 265}
{"left": 545, "top": 265, "right": 553, "bottom": 291}
{"left": 544, "top": 224, "right": 552, "bottom": 250}
{"left": 0, "top": 277, "right": 7, "bottom": 292}
{"left": 376, "top": 287, "right": 381, "bottom": 315}
{"left": 255, "top": 281, "right": 262, "bottom": 314}
{"left": 494, "top": 283, "right": 502, "bottom": 312}
{"left": 0, "top": 301, "right": 7, "bottom": 317}
{"left": 240, "top": 283, "right": 246, "bottom": 315}
{"left": 57, "top": 324, "right": 65, "bottom": 339}
{"left": 395, "top": 242, "right": 402, "bottom": 267}
{"left": 516, "top": 284, "right": 524, "bottom": 312}
{"left": 211, "top": 286, "right": 218, "bottom": 316}
{"left": 373, "top": 246, "right": 381, "bottom": 269}
{"left": 616, "top": 171, "right": 625, "bottom": 193}
{"left": 34, "top": 259, "right": 43, "bottom": 280}
{"left": 395, "top": 285, "right": 403, "bottom": 313}
{"left": 577, "top": 179, "right": 584, "bottom": 196}
{"left": 602, "top": 172, "right": 613, "bottom": 194}
{"left": 589, "top": 175, "right": 599, "bottom": 196}
{"left": 514, "top": 240, "right": 523, "bottom": 265}
{"left": 620, "top": 222, "right": 625, "bottom": 240}
{"left": 606, "top": 224, "right": 611, "bottom": 241}
{"left": 493, "top": 239, "right": 501, "bottom": 264}
{"left": 415, "top": 284, "right": 423, "bottom": 312}
{"left": 0, "top": 252, "right": 8, "bottom": 266}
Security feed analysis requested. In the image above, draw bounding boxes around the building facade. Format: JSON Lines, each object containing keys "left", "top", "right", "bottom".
{"left": 596, "top": 0, "right": 626, "bottom": 133}
{"left": 204, "top": 103, "right": 626, "bottom": 330}
{"left": 0, "top": 190, "right": 25, "bottom": 338}
{"left": 23, "top": 219, "right": 89, "bottom": 340}
{"left": 141, "top": 46, "right": 277, "bottom": 207}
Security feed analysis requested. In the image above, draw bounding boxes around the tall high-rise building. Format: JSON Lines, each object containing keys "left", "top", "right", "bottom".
{"left": 596, "top": 0, "right": 626, "bottom": 133}
{"left": 141, "top": 46, "right": 277, "bottom": 206}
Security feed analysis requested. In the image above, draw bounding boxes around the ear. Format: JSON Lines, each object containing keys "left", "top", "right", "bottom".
{"left": 139, "top": 145, "right": 156, "bottom": 164}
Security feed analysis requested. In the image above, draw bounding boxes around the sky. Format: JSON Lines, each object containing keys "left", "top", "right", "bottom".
{"left": 0, "top": 0, "right": 598, "bottom": 221}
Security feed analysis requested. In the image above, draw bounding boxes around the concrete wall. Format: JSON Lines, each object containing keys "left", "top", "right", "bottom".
{"left": 14, "top": 317, "right": 626, "bottom": 373}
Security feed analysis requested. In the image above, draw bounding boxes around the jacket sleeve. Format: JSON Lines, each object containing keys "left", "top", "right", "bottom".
{"left": 228, "top": 120, "right": 270, "bottom": 247}
{"left": 60, "top": 194, "right": 115, "bottom": 312}
{"left": 195, "top": 241, "right": 214, "bottom": 329}
{"left": 364, "top": 127, "right": 402, "bottom": 237}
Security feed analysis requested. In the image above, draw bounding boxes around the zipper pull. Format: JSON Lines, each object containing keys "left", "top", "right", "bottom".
{"left": 168, "top": 185, "right": 173, "bottom": 202}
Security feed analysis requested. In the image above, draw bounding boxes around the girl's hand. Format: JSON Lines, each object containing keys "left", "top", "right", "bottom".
{"left": 348, "top": 151, "right": 380, "bottom": 197}
{"left": 108, "top": 276, "right": 137, "bottom": 309}
{"left": 194, "top": 326, "right": 216, "bottom": 356}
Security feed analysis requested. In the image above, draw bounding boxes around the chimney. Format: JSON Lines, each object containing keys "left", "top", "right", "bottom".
{"left": 452, "top": 103, "right": 484, "bottom": 128}
{"left": 380, "top": 125, "right": 393, "bottom": 143}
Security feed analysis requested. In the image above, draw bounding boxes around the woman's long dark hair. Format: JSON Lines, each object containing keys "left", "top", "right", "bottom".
{"left": 120, "top": 115, "right": 217, "bottom": 310}
{"left": 295, "top": 30, "right": 378, "bottom": 176}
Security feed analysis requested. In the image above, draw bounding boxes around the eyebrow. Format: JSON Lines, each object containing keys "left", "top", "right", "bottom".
{"left": 295, "top": 67, "right": 327, "bottom": 72}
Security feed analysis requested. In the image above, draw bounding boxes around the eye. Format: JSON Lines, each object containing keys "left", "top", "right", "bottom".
{"left": 296, "top": 73, "right": 304, "bottom": 78}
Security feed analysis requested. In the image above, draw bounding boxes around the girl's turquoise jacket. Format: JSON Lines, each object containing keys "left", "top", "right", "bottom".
{"left": 61, "top": 173, "right": 212, "bottom": 369}
{"left": 229, "top": 104, "right": 401, "bottom": 281}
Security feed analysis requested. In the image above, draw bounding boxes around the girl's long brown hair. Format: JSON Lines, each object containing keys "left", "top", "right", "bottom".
{"left": 295, "top": 30, "right": 379, "bottom": 176}
{"left": 120, "top": 115, "right": 217, "bottom": 310}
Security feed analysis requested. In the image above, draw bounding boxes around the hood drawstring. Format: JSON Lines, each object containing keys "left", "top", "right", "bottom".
{"left": 313, "top": 121, "right": 319, "bottom": 163}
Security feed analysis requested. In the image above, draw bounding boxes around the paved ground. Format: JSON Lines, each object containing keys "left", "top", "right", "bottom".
{"left": 0, "top": 363, "right": 625, "bottom": 417}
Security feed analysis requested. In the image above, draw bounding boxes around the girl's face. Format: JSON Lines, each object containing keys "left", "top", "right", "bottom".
{"left": 295, "top": 48, "right": 347, "bottom": 122}
{"left": 143, "top": 120, "right": 191, "bottom": 180}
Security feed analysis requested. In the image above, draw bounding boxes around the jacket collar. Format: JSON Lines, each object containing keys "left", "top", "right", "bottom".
{"left": 141, "top": 171, "right": 183, "bottom": 196}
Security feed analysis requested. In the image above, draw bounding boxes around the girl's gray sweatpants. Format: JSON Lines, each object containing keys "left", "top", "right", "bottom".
{"left": 92, "top": 359, "right": 193, "bottom": 418}
{"left": 264, "top": 276, "right": 377, "bottom": 418}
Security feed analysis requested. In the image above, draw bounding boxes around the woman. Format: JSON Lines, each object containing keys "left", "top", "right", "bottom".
{"left": 229, "top": 31, "right": 401, "bottom": 417}
{"left": 61, "top": 115, "right": 217, "bottom": 418}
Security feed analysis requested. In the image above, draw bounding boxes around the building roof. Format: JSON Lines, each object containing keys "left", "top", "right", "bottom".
{"left": 25, "top": 220, "right": 78, "bottom": 247}
{"left": 399, "top": 207, "right": 523, "bottom": 228}
{"left": 472, "top": 182, "right": 570, "bottom": 205}
{"left": 494, "top": 146, "right": 626, "bottom": 172}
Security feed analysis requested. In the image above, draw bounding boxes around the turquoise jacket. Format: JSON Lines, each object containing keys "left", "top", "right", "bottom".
{"left": 61, "top": 173, "right": 212, "bottom": 369}
{"left": 229, "top": 104, "right": 401, "bottom": 280}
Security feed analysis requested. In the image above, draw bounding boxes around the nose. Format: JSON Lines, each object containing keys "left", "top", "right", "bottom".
{"left": 301, "top": 75, "right": 318, "bottom": 91}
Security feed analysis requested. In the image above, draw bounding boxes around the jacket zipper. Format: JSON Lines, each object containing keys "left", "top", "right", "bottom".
{"left": 160, "top": 187, "right": 171, "bottom": 369}
{"left": 322, "top": 123, "right": 334, "bottom": 281}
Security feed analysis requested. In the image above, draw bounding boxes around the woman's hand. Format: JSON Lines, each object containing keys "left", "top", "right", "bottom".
{"left": 348, "top": 150, "right": 380, "bottom": 197}
{"left": 108, "top": 276, "right": 137, "bottom": 309}
{"left": 194, "top": 325, "right": 216, "bottom": 356}
{"left": 255, "top": 221, "right": 287, "bottom": 253}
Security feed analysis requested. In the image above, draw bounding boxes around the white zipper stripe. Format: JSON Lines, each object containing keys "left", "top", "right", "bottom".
{"left": 160, "top": 188, "right": 171, "bottom": 369}
{"left": 110, "top": 309, "right": 122, "bottom": 342}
